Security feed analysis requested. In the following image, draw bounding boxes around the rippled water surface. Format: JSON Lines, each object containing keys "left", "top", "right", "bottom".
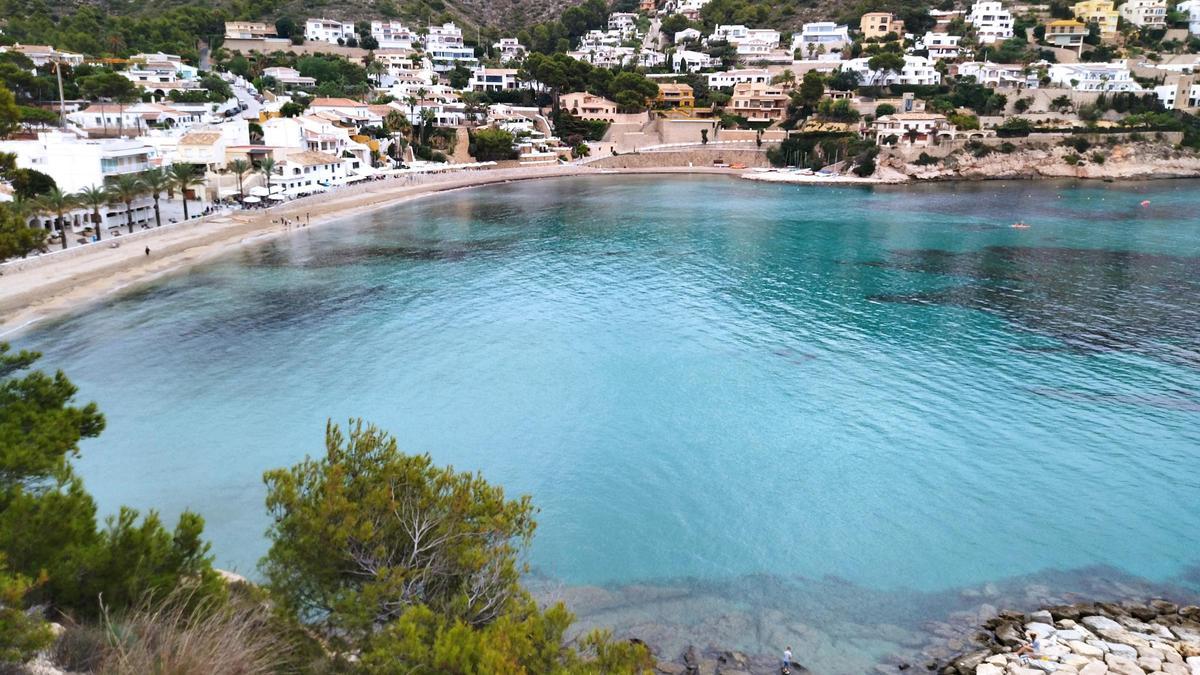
{"left": 13, "top": 176, "right": 1200, "bottom": 673}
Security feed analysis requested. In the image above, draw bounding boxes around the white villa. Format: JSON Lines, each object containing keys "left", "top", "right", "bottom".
{"left": 967, "top": 1, "right": 1014, "bottom": 44}
{"left": 706, "top": 68, "right": 770, "bottom": 88}
{"left": 304, "top": 18, "right": 355, "bottom": 45}
{"left": 843, "top": 55, "right": 942, "bottom": 86}
{"left": 957, "top": 61, "right": 1040, "bottom": 89}
{"left": 425, "top": 23, "right": 478, "bottom": 72}
{"left": 1047, "top": 61, "right": 1141, "bottom": 92}
{"left": 792, "top": 22, "right": 850, "bottom": 55}
{"left": 1118, "top": 0, "right": 1167, "bottom": 28}
{"left": 918, "top": 32, "right": 963, "bottom": 61}
{"left": 673, "top": 50, "right": 720, "bottom": 73}
{"left": 371, "top": 21, "right": 417, "bottom": 49}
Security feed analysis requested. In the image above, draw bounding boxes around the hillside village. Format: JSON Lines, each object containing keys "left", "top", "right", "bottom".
{"left": 2, "top": 0, "right": 1200, "bottom": 248}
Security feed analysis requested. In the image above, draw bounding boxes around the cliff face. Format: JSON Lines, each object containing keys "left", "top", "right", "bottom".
{"left": 884, "top": 142, "right": 1200, "bottom": 182}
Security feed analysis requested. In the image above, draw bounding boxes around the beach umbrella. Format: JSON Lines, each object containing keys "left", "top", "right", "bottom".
{"left": 268, "top": 194, "right": 286, "bottom": 201}
{"left": 242, "top": 195, "right": 262, "bottom": 203}
{"left": 249, "top": 186, "right": 270, "bottom": 197}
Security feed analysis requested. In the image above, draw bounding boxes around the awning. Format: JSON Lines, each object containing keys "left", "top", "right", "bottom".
{"left": 242, "top": 195, "right": 262, "bottom": 203}
{"left": 248, "top": 186, "right": 270, "bottom": 196}
{"left": 268, "top": 193, "right": 286, "bottom": 201}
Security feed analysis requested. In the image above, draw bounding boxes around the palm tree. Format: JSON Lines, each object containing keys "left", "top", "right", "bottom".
{"left": 258, "top": 157, "right": 276, "bottom": 194}
{"left": 168, "top": 163, "right": 205, "bottom": 221}
{"left": 109, "top": 173, "right": 145, "bottom": 234}
{"left": 226, "top": 159, "right": 251, "bottom": 199}
{"left": 419, "top": 108, "right": 436, "bottom": 146}
{"left": 36, "top": 188, "right": 78, "bottom": 250}
{"left": 139, "top": 167, "right": 172, "bottom": 228}
{"left": 74, "top": 184, "right": 109, "bottom": 242}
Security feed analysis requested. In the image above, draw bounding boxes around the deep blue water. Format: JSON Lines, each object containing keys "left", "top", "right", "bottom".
{"left": 11, "top": 176, "right": 1200, "bottom": 672}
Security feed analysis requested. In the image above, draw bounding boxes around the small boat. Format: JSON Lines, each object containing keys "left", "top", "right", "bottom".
{"left": 1011, "top": 222, "right": 1030, "bottom": 229}
{"left": 1140, "top": 200, "right": 1151, "bottom": 207}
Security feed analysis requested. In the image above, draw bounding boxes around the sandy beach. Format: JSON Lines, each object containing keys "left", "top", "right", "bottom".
{"left": 0, "top": 164, "right": 741, "bottom": 336}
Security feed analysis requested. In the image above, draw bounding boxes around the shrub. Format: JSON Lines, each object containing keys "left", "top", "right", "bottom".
{"left": 1091, "top": 151, "right": 1106, "bottom": 164}
{"left": 1064, "top": 153, "right": 1081, "bottom": 165}
{"left": 875, "top": 103, "right": 896, "bottom": 117}
{"left": 915, "top": 152, "right": 940, "bottom": 165}
{"left": 999, "top": 142, "right": 1017, "bottom": 154}
{"left": 967, "top": 140, "right": 994, "bottom": 157}
{"left": 96, "top": 589, "right": 293, "bottom": 675}
{"left": 1061, "top": 136, "right": 1092, "bottom": 152}
{"left": 852, "top": 158, "right": 876, "bottom": 177}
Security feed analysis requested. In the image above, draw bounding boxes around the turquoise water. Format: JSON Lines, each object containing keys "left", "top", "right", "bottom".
{"left": 11, "top": 176, "right": 1200, "bottom": 672}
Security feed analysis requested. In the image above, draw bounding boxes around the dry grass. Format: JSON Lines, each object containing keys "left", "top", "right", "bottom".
{"left": 95, "top": 589, "right": 292, "bottom": 675}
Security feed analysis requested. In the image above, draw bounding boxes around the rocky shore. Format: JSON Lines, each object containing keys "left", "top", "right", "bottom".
{"left": 884, "top": 141, "right": 1200, "bottom": 182}
{"left": 923, "top": 601, "right": 1200, "bottom": 675}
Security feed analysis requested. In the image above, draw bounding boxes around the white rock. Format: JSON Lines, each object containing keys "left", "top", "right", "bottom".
{"left": 988, "top": 655, "right": 1010, "bottom": 666}
{"left": 979, "top": 664, "right": 1005, "bottom": 675}
{"left": 1107, "top": 643, "right": 1140, "bottom": 659}
{"left": 1186, "top": 655, "right": 1200, "bottom": 675}
{"left": 1079, "top": 661, "right": 1109, "bottom": 675}
{"left": 1027, "top": 623, "right": 1058, "bottom": 639}
{"left": 1161, "top": 663, "right": 1189, "bottom": 675}
{"left": 1008, "top": 667, "right": 1048, "bottom": 675}
{"left": 1139, "top": 656, "right": 1164, "bottom": 672}
{"left": 1084, "top": 640, "right": 1112, "bottom": 655}
{"left": 1062, "top": 655, "right": 1094, "bottom": 668}
{"left": 1104, "top": 653, "right": 1144, "bottom": 675}
{"left": 1084, "top": 617, "right": 1124, "bottom": 633}
{"left": 1059, "top": 630, "right": 1089, "bottom": 642}
{"left": 1140, "top": 648, "right": 1166, "bottom": 661}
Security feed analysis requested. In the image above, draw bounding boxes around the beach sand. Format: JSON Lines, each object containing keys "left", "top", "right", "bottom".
{"left": 0, "top": 165, "right": 740, "bottom": 336}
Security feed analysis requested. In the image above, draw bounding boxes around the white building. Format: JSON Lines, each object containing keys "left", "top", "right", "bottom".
{"left": 1047, "top": 61, "right": 1140, "bottom": 91}
{"left": 1118, "top": 0, "right": 1167, "bottom": 28}
{"left": 843, "top": 55, "right": 942, "bottom": 86}
{"left": 0, "top": 132, "right": 170, "bottom": 234}
{"left": 1179, "top": 0, "right": 1200, "bottom": 34}
{"left": 666, "top": 0, "right": 711, "bottom": 20}
{"left": 305, "top": 18, "right": 355, "bottom": 45}
{"left": 66, "top": 102, "right": 202, "bottom": 133}
{"left": 492, "top": 38, "right": 526, "bottom": 62}
{"left": 673, "top": 50, "right": 720, "bottom": 73}
{"left": 706, "top": 68, "right": 770, "bottom": 88}
{"left": 224, "top": 22, "right": 275, "bottom": 40}
{"left": 425, "top": 23, "right": 479, "bottom": 72}
{"left": 674, "top": 28, "right": 702, "bottom": 44}
{"left": 792, "top": 22, "right": 850, "bottom": 55}
{"left": 1153, "top": 81, "right": 1200, "bottom": 109}
{"left": 918, "top": 32, "right": 962, "bottom": 60}
{"left": 710, "top": 25, "right": 780, "bottom": 48}
{"left": 274, "top": 150, "right": 349, "bottom": 191}
{"left": 608, "top": 12, "right": 639, "bottom": 35}
{"left": 263, "top": 66, "right": 316, "bottom": 87}
{"left": 637, "top": 49, "right": 667, "bottom": 68}
{"left": 371, "top": 21, "right": 417, "bottom": 49}
{"left": 967, "top": 1, "right": 1014, "bottom": 44}
{"left": 0, "top": 44, "right": 84, "bottom": 68}
{"left": 471, "top": 68, "right": 521, "bottom": 91}
{"left": 957, "top": 61, "right": 1040, "bottom": 89}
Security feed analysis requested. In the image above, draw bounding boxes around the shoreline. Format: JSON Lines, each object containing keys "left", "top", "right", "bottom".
{"left": 3, "top": 159, "right": 1199, "bottom": 337}
{"left": 0, "top": 165, "right": 740, "bottom": 337}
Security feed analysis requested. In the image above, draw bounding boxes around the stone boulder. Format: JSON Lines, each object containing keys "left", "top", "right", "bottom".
{"left": 1083, "top": 618, "right": 1124, "bottom": 634}
{"left": 1078, "top": 662, "right": 1109, "bottom": 675}
{"left": 1104, "top": 654, "right": 1144, "bottom": 675}
{"left": 1071, "top": 641, "right": 1105, "bottom": 658}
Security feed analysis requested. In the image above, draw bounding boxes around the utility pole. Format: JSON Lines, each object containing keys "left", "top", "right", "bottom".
{"left": 53, "top": 58, "right": 67, "bottom": 129}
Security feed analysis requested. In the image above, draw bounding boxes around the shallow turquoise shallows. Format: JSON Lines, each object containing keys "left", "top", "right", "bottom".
{"left": 13, "top": 176, "right": 1200, "bottom": 672}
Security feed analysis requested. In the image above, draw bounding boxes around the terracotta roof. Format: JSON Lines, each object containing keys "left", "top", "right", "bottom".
{"left": 180, "top": 132, "right": 222, "bottom": 145}
{"left": 309, "top": 97, "right": 365, "bottom": 108}
{"left": 285, "top": 150, "right": 342, "bottom": 166}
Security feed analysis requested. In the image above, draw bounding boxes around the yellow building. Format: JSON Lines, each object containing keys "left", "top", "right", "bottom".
{"left": 860, "top": 12, "right": 906, "bottom": 40}
{"left": 655, "top": 83, "right": 695, "bottom": 108}
{"left": 1045, "top": 19, "right": 1088, "bottom": 49}
{"left": 1072, "top": 0, "right": 1119, "bottom": 39}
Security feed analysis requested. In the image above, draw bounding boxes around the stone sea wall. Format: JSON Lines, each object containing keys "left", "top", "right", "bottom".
{"left": 933, "top": 601, "right": 1200, "bottom": 675}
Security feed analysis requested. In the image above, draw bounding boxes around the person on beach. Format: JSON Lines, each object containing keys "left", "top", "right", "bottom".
{"left": 144, "top": 246, "right": 150, "bottom": 256}
{"left": 782, "top": 646, "right": 793, "bottom": 673}
{"left": 1015, "top": 631, "right": 1040, "bottom": 663}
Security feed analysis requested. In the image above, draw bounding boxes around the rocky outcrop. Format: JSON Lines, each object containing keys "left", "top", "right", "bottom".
{"left": 928, "top": 601, "right": 1200, "bottom": 675}
{"left": 882, "top": 141, "right": 1200, "bottom": 182}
